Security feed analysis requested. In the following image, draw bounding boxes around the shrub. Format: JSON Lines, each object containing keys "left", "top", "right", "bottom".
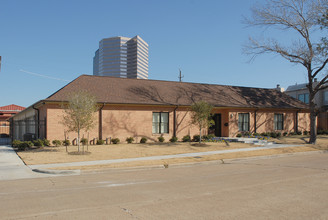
{"left": 236, "top": 133, "right": 242, "bottom": 138}
{"left": 182, "top": 135, "right": 191, "bottom": 142}
{"left": 169, "top": 136, "right": 178, "bottom": 143}
{"left": 140, "top": 137, "right": 147, "bottom": 143}
{"left": 97, "top": 139, "right": 105, "bottom": 145}
{"left": 297, "top": 131, "right": 302, "bottom": 135}
{"left": 43, "top": 139, "right": 51, "bottom": 147}
{"left": 205, "top": 134, "right": 215, "bottom": 141}
{"left": 80, "top": 138, "right": 88, "bottom": 145}
{"left": 158, "top": 136, "right": 165, "bottom": 142}
{"left": 253, "top": 133, "right": 260, "bottom": 137}
{"left": 270, "top": 132, "right": 277, "bottom": 138}
{"left": 193, "top": 135, "right": 200, "bottom": 142}
{"left": 283, "top": 132, "right": 288, "bottom": 136}
{"left": 112, "top": 138, "right": 120, "bottom": 144}
{"left": 324, "top": 130, "right": 328, "bottom": 135}
{"left": 276, "top": 132, "right": 281, "bottom": 138}
{"left": 318, "top": 129, "right": 324, "bottom": 135}
{"left": 126, "top": 137, "right": 134, "bottom": 144}
{"left": 18, "top": 142, "right": 28, "bottom": 151}
{"left": 303, "top": 130, "right": 308, "bottom": 135}
{"left": 33, "top": 139, "right": 44, "bottom": 147}
{"left": 52, "top": 140, "right": 62, "bottom": 147}
{"left": 62, "top": 140, "right": 71, "bottom": 146}
{"left": 12, "top": 140, "right": 22, "bottom": 148}
{"left": 18, "top": 141, "right": 33, "bottom": 151}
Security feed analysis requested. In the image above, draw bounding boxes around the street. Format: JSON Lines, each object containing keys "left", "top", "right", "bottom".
{"left": 0, "top": 152, "right": 328, "bottom": 219}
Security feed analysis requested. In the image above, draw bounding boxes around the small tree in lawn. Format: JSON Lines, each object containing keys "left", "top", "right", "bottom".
{"left": 190, "top": 101, "right": 214, "bottom": 143}
{"left": 61, "top": 91, "right": 98, "bottom": 153}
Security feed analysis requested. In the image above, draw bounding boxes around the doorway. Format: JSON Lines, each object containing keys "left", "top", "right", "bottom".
{"left": 209, "top": 114, "right": 222, "bottom": 137}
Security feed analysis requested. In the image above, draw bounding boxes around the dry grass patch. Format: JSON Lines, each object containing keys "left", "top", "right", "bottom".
{"left": 49, "top": 145, "right": 317, "bottom": 171}
{"left": 18, "top": 142, "right": 251, "bottom": 165}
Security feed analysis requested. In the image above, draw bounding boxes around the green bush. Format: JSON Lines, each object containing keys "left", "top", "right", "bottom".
{"left": 283, "top": 132, "right": 288, "bottom": 136}
{"left": 253, "top": 133, "right": 260, "bottom": 137}
{"left": 18, "top": 141, "right": 33, "bottom": 151}
{"left": 52, "top": 140, "right": 62, "bottom": 147}
{"left": 140, "top": 137, "right": 147, "bottom": 143}
{"left": 303, "top": 131, "right": 308, "bottom": 135}
{"left": 158, "top": 136, "right": 165, "bottom": 142}
{"left": 62, "top": 140, "right": 71, "bottom": 146}
{"left": 12, "top": 140, "right": 22, "bottom": 148}
{"left": 276, "top": 132, "right": 281, "bottom": 138}
{"left": 270, "top": 132, "right": 277, "bottom": 138}
{"left": 80, "top": 138, "right": 88, "bottom": 145}
{"left": 236, "top": 133, "right": 242, "bottom": 138}
{"left": 96, "top": 139, "right": 105, "bottom": 145}
{"left": 43, "top": 139, "right": 50, "bottom": 147}
{"left": 33, "top": 139, "right": 44, "bottom": 147}
{"left": 169, "top": 136, "right": 178, "bottom": 143}
{"left": 296, "top": 131, "right": 302, "bottom": 135}
{"left": 193, "top": 135, "right": 200, "bottom": 142}
{"left": 182, "top": 135, "right": 191, "bottom": 142}
{"left": 126, "top": 137, "right": 134, "bottom": 144}
{"left": 112, "top": 138, "right": 120, "bottom": 144}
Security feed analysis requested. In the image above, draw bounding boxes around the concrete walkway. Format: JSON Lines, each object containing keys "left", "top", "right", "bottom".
{"left": 29, "top": 144, "right": 303, "bottom": 170}
{"left": 0, "top": 145, "right": 53, "bottom": 180}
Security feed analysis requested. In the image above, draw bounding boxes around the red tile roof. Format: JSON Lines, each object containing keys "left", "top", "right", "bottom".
{"left": 44, "top": 75, "right": 308, "bottom": 109}
{"left": 0, "top": 104, "right": 25, "bottom": 112}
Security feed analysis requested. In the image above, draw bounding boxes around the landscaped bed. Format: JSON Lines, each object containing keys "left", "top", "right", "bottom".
{"left": 16, "top": 135, "right": 327, "bottom": 170}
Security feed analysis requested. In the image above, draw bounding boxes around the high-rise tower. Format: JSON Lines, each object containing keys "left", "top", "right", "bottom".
{"left": 93, "top": 36, "right": 149, "bottom": 79}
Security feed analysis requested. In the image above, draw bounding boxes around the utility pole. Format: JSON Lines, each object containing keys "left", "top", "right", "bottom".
{"left": 178, "top": 69, "right": 184, "bottom": 82}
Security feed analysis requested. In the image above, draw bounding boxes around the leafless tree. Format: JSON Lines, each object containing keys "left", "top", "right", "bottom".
{"left": 244, "top": 0, "right": 328, "bottom": 144}
{"left": 61, "top": 91, "right": 98, "bottom": 152}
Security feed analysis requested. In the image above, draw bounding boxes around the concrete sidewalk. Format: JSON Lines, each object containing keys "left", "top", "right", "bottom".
{"left": 29, "top": 144, "right": 303, "bottom": 170}
{"left": 0, "top": 145, "right": 53, "bottom": 180}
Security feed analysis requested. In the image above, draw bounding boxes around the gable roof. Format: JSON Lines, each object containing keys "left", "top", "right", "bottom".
{"left": 44, "top": 75, "right": 308, "bottom": 109}
{"left": 0, "top": 104, "right": 25, "bottom": 112}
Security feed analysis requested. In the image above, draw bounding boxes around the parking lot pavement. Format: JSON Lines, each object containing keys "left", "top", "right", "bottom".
{"left": 0, "top": 151, "right": 327, "bottom": 219}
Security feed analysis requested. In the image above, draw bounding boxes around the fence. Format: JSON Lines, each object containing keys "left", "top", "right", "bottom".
{"left": 11, "top": 119, "right": 46, "bottom": 141}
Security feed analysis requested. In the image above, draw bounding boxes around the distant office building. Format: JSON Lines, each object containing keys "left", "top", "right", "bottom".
{"left": 93, "top": 36, "right": 149, "bottom": 79}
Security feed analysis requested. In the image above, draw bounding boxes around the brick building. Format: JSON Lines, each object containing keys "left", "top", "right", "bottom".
{"left": 11, "top": 75, "right": 310, "bottom": 142}
{"left": 0, "top": 104, "right": 25, "bottom": 137}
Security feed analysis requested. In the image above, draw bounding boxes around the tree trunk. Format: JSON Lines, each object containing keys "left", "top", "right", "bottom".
{"left": 199, "top": 128, "right": 202, "bottom": 143}
{"left": 309, "top": 100, "right": 317, "bottom": 144}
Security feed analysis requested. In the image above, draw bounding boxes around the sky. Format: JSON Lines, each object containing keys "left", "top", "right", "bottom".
{"left": 0, "top": 0, "right": 312, "bottom": 107}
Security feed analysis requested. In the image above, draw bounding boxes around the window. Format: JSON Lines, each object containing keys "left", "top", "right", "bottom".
{"left": 238, "top": 113, "right": 249, "bottom": 131}
{"left": 298, "top": 93, "right": 309, "bottom": 104}
{"left": 324, "top": 91, "right": 328, "bottom": 105}
{"left": 274, "top": 114, "right": 284, "bottom": 130}
{"left": 152, "top": 112, "right": 169, "bottom": 134}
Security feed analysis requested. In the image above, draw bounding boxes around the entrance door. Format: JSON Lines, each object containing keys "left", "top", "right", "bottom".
{"left": 209, "top": 114, "right": 222, "bottom": 137}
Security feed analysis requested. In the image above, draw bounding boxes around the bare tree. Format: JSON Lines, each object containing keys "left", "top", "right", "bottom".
{"left": 61, "top": 91, "right": 98, "bottom": 152}
{"left": 244, "top": 0, "right": 328, "bottom": 144}
{"left": 190, "top": 101, "right": 214, "bottom": 143}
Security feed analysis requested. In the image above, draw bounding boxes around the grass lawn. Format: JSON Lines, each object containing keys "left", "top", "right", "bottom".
{"left": 16, "top": 135, "right": 327, "bottom": 170}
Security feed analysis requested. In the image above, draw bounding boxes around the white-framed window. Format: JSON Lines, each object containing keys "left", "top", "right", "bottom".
{"left": 274, "top": 114, "right": 284, "bottom": 130}
{"left": 238, "top": 113, "right": 249, "bottom": 132}
{"left": 152, "top": 112, "right": 169, "bottom": 134}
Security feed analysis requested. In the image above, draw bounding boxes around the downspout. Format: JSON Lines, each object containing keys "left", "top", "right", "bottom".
{"left": 173, "top": 105, "right": 179, "bottom": 137}
{"left": 99, "top": 103, "right": 105, "bottom": 140}
{"left": 254, "top": 108, "right": 258, "bottom": 134}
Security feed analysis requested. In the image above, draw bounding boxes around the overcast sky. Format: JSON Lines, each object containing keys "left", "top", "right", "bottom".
{"left": 0, "top": 0, "right": 311, "bottom": 107}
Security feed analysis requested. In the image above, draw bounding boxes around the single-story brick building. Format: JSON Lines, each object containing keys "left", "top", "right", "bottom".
{"left": 11, "top": 75, "right": 310, "bottom": 142}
